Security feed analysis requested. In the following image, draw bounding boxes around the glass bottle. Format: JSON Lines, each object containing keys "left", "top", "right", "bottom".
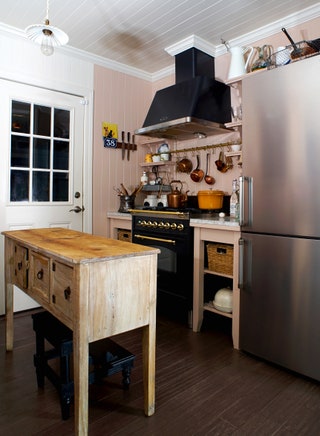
{"left": 230, "top": 178, "right": 239, "bottom": 219}
{"left": 141, "top": 171, "right": 148, "bottom": 185}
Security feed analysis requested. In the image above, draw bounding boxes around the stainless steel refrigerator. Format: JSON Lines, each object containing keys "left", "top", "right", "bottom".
{"left": 239, "top": 54, "right": 320, "bottom": 381}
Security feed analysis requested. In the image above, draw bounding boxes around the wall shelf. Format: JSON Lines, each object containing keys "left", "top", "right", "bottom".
{"left": 140, "top": 161, "right": 175, "bottom": 167}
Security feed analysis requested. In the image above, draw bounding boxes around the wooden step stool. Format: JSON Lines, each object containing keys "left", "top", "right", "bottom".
{"left": 32, "top": 311, "right": 135, "bottom": 420}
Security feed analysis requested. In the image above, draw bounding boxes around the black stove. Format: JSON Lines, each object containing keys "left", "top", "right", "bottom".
{"left": 130, "top": 207, "right": 195, "bottom": 325}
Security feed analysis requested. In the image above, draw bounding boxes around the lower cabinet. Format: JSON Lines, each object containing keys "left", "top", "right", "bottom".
{"left": 192, "top": 225, "right": 240, "bottom": 349}
{"left": 13, "top": 243, "right": 29, "bottom": 290}
{"left": 30, "top": 251, "right": 50, "bottom": 302}
{"left": 11, "top": 242, "right": 74, "bottom": 326}
{"left": 50, "top": 261, "right": 74, "bottom": 322}
{"left": 107, "top": 213, "right": 132, "bottom": 239}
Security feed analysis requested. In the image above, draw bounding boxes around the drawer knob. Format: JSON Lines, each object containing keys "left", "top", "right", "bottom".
{"left": 37, "top": 269, "right": 44, "bottom": 280}
{"left": 64, "top": 287, "right": 71, "bottom": 300}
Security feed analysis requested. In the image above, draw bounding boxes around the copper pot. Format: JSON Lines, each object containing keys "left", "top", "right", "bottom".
{"left": 215, "top": 151, "right": 228, "bottom": 173}
{"left": 190, "top": 155, "right": 204, "bottom": 182}
{"left": 177, "top": 157, "right": 193, "bottom": 173}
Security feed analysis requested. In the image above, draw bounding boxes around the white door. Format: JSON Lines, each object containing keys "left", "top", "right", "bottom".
{"left": 0, "top": 80, "right": 86, "bottom": 314}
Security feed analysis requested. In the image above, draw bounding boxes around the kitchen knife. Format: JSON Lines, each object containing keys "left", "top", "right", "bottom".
{"left": 121, "top": 130, "right": 125, "bottom": 160}
{"left": 132, "top": 134, "right": 135, "bottom": 154}
{"left": 127, "top": 132, "right": 131, "bottom": 160}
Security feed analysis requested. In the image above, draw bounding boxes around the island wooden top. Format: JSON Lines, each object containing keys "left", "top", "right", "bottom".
{"left": 2, "top": 228, "right": 159, "bottom": 264}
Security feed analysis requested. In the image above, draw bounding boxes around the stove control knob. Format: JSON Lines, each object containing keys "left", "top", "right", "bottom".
{"left": 170, "top": 223, "right": 177, "bottom": 230}
{"left": 153, "top": 221, "right": 158, "bottom": 228}
{"left": 147, "top": 220, "right": 153, "bottom": 227}
{"left": 140, "top": 220, "right": 147, "bottom": 226}
{"left": 164, "top": 222, "right": 170, "bottom": 229}
{"left": 177, "top": 224, "right": 184, "bottom": 231}
{"left": 158, "top": 221, "right": 164, "bottom": 228}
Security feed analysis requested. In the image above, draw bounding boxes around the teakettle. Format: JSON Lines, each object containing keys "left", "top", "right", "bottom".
{"left": 228, "top": 46, "right": 254, "bottom": 79}
{"left": 167, "top": 180, "right": 188, "bottom": 209}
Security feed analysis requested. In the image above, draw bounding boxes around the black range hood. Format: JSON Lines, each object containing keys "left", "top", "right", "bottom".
{"left": 135, "top": 48, "right": 231, "bottom": 140}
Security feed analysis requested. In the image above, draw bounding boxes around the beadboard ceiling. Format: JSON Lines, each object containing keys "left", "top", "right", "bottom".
{"left": 0, "top": 0, "right": 319, "bottom": 77}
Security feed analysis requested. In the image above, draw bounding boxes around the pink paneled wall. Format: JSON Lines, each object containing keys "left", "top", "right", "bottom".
{"left": 93, "top": 17, "right": 320, "bottom": 236}
{"left": 92, "top": 67, "right": 152, "bottom": 235}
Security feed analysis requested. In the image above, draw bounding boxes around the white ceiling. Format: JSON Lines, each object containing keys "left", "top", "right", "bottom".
{"left": 0, "top": 0, "right": 319, "bottom": 76}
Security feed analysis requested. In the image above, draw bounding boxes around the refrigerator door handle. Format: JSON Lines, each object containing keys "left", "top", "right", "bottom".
{"left": 238, "top": 238, "right": 244, "bottom": 290}
{"left": 239, "top": 176, "right": 253, "bottom": 226}
{"left": 238, "top": 237, "right": 252, "bottom": 292}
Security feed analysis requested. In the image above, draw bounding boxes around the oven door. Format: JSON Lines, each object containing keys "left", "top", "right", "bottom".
{"left": 132, "top": 231, "right": 194, "bottom": 323}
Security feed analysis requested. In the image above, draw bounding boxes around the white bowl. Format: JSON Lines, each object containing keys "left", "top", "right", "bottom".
{"left": 214, "top": 288, "right": 233, "bottom": 311}
{"left": 231, "top": 144, "right": 241, "bottom": 152}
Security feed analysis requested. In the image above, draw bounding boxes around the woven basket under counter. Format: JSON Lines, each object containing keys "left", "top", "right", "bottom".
{"left": 117, "top": 229, "right": 132, "bottom": 242}
{"left": 206, "top": 243, "right": 233, "bottom": 276}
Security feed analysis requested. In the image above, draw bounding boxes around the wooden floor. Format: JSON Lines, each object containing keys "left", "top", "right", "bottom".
{"left": 1, "top": 310, "right": 320, "bottom": 436}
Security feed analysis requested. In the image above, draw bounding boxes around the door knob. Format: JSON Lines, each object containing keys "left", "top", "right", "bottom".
{"left": 69, "top": 205, "right": 85, "bottom": 213}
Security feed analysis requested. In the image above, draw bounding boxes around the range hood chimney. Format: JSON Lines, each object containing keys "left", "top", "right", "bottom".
{"left": 135, "top": 48, "right": 231, "bottom": 140}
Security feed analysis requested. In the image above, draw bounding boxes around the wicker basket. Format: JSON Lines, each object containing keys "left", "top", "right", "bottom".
{"left": 207, "top": 243, "right": 233, "bottom": 276}
{"left": 267, "top": 41, "right": 319, "bottom": 68}
{"left": 117, "top": 229, "right": 132, "bottom": 242}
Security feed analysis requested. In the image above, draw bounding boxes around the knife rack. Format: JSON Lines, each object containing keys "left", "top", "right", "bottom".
{"left": 115, "top": 142, "right": 137, "bottom": 151}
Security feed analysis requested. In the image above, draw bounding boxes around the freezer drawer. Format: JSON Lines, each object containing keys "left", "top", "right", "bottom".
{"left": 240, "top": 233, "right": 320, "bottom": 381}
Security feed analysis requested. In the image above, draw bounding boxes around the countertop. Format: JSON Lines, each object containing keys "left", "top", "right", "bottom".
{"left": 2, "top": 227, "right": 159, "bottom": 263}
{"left": 107, "top": 211, "right": 240, "bottom": 230}
{"left": 190, "top": 213, "right": 240, "bottom": 229}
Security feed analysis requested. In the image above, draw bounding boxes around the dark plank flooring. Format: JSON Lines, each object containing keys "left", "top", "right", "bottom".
{"left": 1, "top": 310, "right": 320, "bottom": 435}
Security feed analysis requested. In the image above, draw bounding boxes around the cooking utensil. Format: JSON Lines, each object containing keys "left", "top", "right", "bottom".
{"left": 121, "top": 183, "right": 129, "bottom": 196}
{"left": 121, "top": 130, "right": 125, "bottom": 160}
{"left": 113, "top": 186, "right": 122, "bottom": 196}
{"left": 197, "top": 190, "right": 224, "bottom": 209}
{"left": 282, "top": 27, "right": 303, "bottom": 58}
{"left": 226, "top": 155, "right": 233, "bottom": 170}
{"left": 190, "top": 155, "right": 204, "bottom": 182}
{"left": 168, "top": 180, "right": 188, "bottom": 208}
{"left": 215, "top": 151, "right": 228, "bottom": 173}
{"left": 204, "top": 153, "right": 215, "bottom": 185}
{"left": 131, "top": 182, "right": 143, "bottom": 197}
{"left": 177, "top": 157, "right": 193, "bottom": 173}
{"left": 132, "top": 134, "right": 135, "bottom": 155}
{"left": 307, "top": 38, "right": 320, "bottom": 52}
{"left": 127, "top": 132, "right": 131, "bottom": 160}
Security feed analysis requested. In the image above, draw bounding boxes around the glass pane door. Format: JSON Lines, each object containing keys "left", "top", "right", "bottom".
{"left": 10, "top": 100, "right": 70, "bottom": 202}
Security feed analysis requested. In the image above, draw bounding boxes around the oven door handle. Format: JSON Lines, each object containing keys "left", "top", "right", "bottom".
{"left": 134, "top": 234, "right": 176, "bottom": 245}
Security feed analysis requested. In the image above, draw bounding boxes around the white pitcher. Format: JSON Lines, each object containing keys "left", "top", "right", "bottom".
{"left": 228, "top": 46, "right": 254, "bottom": 80}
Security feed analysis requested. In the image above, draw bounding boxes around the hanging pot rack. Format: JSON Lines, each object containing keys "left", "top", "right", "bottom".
{"left": 168, "top": 140, "right": 242, "bottom": 156}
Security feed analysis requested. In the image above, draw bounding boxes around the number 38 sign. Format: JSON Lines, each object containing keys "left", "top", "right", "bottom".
{"left": 102, "top": 122, "right": 118, "bottom": 148}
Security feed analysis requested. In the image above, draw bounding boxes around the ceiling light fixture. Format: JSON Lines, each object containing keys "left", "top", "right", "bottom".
{"left": 25, "top": 0, "right": 69, "bottom": 56}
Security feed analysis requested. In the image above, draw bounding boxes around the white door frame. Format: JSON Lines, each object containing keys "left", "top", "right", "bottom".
{"left": 0, "top": 78, "right": 93, "bottom": 314}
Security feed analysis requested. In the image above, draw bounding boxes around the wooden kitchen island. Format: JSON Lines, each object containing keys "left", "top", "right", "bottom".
{"left": 2, "top": 228, "right": 159, "bottom": 435}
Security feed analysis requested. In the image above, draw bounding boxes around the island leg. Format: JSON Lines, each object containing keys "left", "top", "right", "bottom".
{"left": 5, "top": 282, "right": 14, "bottom": 351}
{"left": 142, "top": 321, "right": 156, "bottom": 416}
{"left": 73, "top": 265, "right": 90, "bottom": 435}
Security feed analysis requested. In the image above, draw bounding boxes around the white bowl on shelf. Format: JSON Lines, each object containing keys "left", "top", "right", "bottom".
{"left": 213, "top": 288, "right": 233, "bottom": 313}
{"left": 230, "top": 144, "right": 241, "bottom": 152}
